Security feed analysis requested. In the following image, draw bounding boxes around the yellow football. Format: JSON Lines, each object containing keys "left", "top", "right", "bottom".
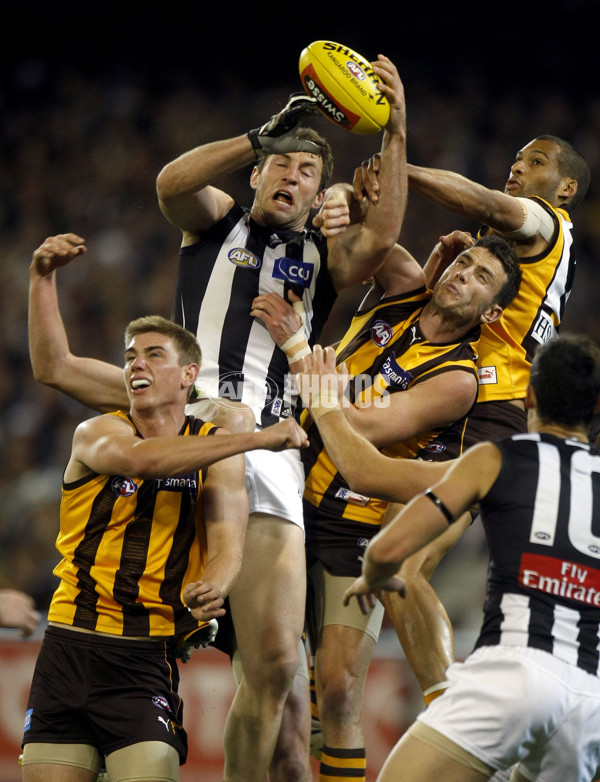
{"left": 299, "top": 41, "right": 390, "bottom": 135}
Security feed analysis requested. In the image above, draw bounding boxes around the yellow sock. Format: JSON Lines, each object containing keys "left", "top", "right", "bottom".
{"left": 319, "top": 746, "right": 366, "bottom": 782}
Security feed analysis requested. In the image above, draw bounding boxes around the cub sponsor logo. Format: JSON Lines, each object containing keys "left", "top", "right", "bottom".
{"left": 273, "top": 256, "right": 314, "bottom": 287}
{"left": 371, "top": 319, "right": 393, "bottom": 347}
{"left": 111, "top": 477, "right": 138, "bottom": 497}
{"left": 380, "top": 354, "right": 413, "bottom": 390}
{"left": 228, "top": 248, "right": 261, "bottom": 269}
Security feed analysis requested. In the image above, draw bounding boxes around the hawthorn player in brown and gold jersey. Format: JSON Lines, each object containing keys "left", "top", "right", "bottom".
{"left": 22, "top": 232, "right": 309, "bottom": 782}
{"left": 49, "top": 410, "right": 218, "bottom": 638}
{"left": 405, "top": 135, "right": 590, "bottom": 444}
{"left": 296, "top": 232, "right": 521, "bottom": 782}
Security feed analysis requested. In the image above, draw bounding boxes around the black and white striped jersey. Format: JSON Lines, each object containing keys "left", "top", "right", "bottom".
{"left": 475, "top": 432, "right": 600, "bottom": 676}
{"left": 172, "top": 203, "right": 336, "bottom": 427}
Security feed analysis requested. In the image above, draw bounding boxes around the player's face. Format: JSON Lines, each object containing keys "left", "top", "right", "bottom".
{"left": 250, "top": 152, "right": 325, "bottom": 231}
{"left": 504, "top": 138, "right": 564, "bottom": 204}
{"left": 123, "top": 332, "right": 191, "bottom": 411}
{"left": 433, "top": 246, "right": 505, "bottom": 325}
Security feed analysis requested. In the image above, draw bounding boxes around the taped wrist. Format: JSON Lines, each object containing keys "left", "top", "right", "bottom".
{"left": 281, "top": 328, "right": 311, "bottom": 365}
{"left": 280, "top": 299, "right": 309, "bottom": 365}
{"left": 310, "top": 388, "right": 342, "bottom": 423}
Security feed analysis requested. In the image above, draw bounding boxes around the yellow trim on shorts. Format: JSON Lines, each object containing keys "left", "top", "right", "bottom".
{"left": 409, "top": 721, "right": 495, "bottom": 776}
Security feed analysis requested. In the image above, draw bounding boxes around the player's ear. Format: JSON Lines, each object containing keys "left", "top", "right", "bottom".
{"left": 250, "top": 166, "right": 260, "bottom": 191}
{"left": 312, "top": 189, "right": 326, "bottom": 210}
{"left": 559, "top": 176, "right": 577, "bottom": 202}
{"left": 182, "top": 363, "right": 199, "bottom": 390}
{"left": 480, "top": 303, "right": 503, "bottom": 325}
{"left": 525, "top": 384, "right": 536, "bottom": 410}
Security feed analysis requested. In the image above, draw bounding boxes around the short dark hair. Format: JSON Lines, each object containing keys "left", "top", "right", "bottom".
{"left": 536, "top": 135, "right": 590, "bottom": 211}
{"left": 530, "top": 334, "right": 600, "bottom": 427}
{"left": 124, "top": 315, "right": 201, "bottom": 367}
{"left": 473, "top": 234, "right": 522, "bottom": 309}
{"left": 257, "top": 126, "right": 334, "bottom": 191}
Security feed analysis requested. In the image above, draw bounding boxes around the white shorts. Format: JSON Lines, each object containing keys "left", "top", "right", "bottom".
{"left": 415, "top": 644, "right": 600, "bottom": 782}
{"left": 244, "top": 443, "right": 305, "bottom": 529}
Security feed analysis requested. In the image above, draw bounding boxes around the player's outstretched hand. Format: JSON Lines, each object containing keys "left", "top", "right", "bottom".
{"left": 371, "top": 55, "right": 405, "bottom": 135}
{"left": 31, "top": 233, "right": 87, "bottom": 277}
{"left": 342, "top": 574, "right": 407, "bottom": 615}
{"left": 248, "top": 93, "right": 321, "bottom": 157}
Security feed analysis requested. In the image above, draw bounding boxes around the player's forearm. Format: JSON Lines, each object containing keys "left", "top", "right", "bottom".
{"left": 407, "top": 163, "right": 502, "bottom": 222}
{"left": 28, "top": 268, "right": 72, "bottom": 386}
{"left": 156, "top": 135, "right": 256, "bottom": 199}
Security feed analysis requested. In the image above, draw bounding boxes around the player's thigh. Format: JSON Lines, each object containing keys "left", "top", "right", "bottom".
{"left": 21, "top": 743, "right": 100, "bottom": 782}
{"left": 229, "top": 513, "right": 306, "bottom": 656}
{"left": 105, "top": 741, "right": 179, "bottom": 782}
{"left": 378, "top": 732, "right": 489, "bottom": 782}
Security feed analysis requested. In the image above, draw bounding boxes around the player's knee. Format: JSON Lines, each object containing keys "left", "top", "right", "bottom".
{"left": 319, "top": 672, "right": 363, "bottom": 725}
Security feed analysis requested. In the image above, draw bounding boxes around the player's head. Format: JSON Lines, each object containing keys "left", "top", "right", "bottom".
{"left": 528, "top": 334, "right": 600, "bottom": 428}
{"left": 256, "top": 127, "right": 334, "bottom": 191}
{"left": 124, "top": 316, "right": 201, "bottom": 404}
{"left": 506, "top": 136, "right": 590, "bottom": 211}
{"left": 125, "top": 316, "right": 201, "bottom": 367}
{"left": 432, "top": 234, "right": 521, "bottom": 327}
{"left": 251, "top": 134, "right": 334, "bottom": 231}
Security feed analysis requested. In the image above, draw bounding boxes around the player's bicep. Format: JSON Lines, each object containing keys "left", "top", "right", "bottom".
{"left": 158, "top": 185, "right": 234, "bottom": 237}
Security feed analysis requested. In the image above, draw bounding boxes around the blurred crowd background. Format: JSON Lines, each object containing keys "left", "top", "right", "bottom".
{"left": 1, "top": 0, "right": 599, "bottom": 651}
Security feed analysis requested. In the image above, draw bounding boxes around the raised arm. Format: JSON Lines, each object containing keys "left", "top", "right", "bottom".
{"left": 156, "top": 94, "right": 321, "bottom": 240}
{"left": 326, "top": 56, "right": 409, "bottom": 289}
{"left": 407, "top": 163, "right": 527, "bottom": 234}
{"left": 345, "top": 441, "right": 501, "bottom": 599}
{"left": 28, "top": 234, "right": 129, "bottom": 412}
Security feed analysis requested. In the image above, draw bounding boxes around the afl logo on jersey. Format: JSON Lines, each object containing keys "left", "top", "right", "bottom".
{"left": 111, "top": 477, "right": 138, "bottom": 497}
{"left": 228, "top": 248, "right": 261, "bottom": 269}
{"left": 371, "top": 319, "right": 393, "bottom": 347}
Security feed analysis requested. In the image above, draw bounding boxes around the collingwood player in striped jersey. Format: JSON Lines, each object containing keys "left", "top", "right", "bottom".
{"left": 302, "top": 334, "right": 600, "bottom": 782}
{"left": 155, "top": 55, "right": 410, "bottom": 781}
{"left": 22, "top": 245, "right": 309, "bottom": 782}
{"left": 297, "top": 233, "right": 521, "bottom": 781}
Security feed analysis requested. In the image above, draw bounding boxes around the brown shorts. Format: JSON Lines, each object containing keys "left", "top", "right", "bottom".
{"left": 420, "top": 400, "right": 528, "bottom": 460}
{"left": 22, "top": 625, "right": 188, "bottom": 764}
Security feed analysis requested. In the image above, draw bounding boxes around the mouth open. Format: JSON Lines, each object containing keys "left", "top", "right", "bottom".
{"left": 274, "top": 190, "right": 293, "bottom": 206}
{"left": 131, "top": 379, "right": 151, "bottom": 389}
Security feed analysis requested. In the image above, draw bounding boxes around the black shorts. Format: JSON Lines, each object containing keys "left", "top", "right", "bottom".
{"left": 22, "top": 626, "right": 188, "bottom": 764}
{"left": 304, "top": 500, "right": 378, "bottom": 578}
{"left": 419, "top": 400, "right": 528, "bottom": 460}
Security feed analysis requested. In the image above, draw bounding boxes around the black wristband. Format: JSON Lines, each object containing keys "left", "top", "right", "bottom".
{"left": 423, "top": 488, "right": 455, "bottom": 524}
